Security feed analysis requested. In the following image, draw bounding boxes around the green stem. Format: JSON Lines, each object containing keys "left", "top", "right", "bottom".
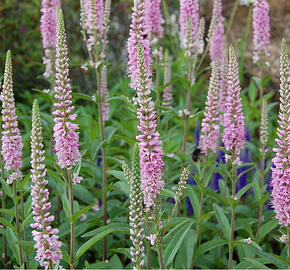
{"left": 191, "top": 156, "right": 209, "bottom": 268}
{"left": 68, "top": 171, "right": 75, "bottom": 269}
{"left": 228, "top": 164, "right": 237, "bottom": 269}
{"left": 287, "top": 227, "right": 290, "bottom": 262}
{"left": 20, "top": 189, "right": 29, "bottom": 269}
{"left": 13, "top": 181, "right": 23, "bottom": 266}
{"left": 256, "top": 150, "right": 265, "bottom": 239}
{"left": 157, "top": 239, "right": 165, "bottom": 269}
{"left": 225, "top": 0, "right": 240, "bottom": 40}
{"left": 96, "top": 68, "right": 108, "bottom": 260}
{"left": 146, "top": 239, "right": 151, "bottom": 269}
{"left": 1, "top": 161, "right": 8, "bottom": 268}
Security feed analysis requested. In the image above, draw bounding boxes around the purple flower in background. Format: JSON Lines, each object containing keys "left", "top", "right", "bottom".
{"left": 97, "top": 149, "right": 103, "bottom": 167}
{"left": 252, "top": 0, "right": 270, "bottom": 63}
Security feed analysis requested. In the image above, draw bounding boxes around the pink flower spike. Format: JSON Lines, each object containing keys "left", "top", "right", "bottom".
{"left": 270, "top": 40, "right": 290, "bottom": 227}
{"left": 53, "top": 9, "right": 81, "bottom": 170}
{"left": 145, "top": 0, "right": 164, "bottom": 38}
{"left": 179, "top": 0, "right": 200, "bottom": 47}
{"left": 209, "top": 0, "right": 225, "bottom": 66}
{"left": 30, "top": 100, "right": 62, "bottom": 268}
{"left": 40, "top": 0, "right": 61, "bottom": 78}
{"left": 127, "top": 0, "right": 152, "bottom": 90}
{"left": 1, "top": 51, "right": 23, "bottom": 184}
{"left": 136, "top": 45, "right": 165, "bottom": 208}
{"left": 221, "top": 45, "right": 245, "bottom": 162}
{"left": 252, "top": 0, "right": 270, "bottom": 63}
{"left": 200, "top": 60, "right": 220, "bottom": 155}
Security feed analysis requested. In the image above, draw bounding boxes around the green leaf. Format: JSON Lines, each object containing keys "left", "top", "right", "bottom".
{"left": 185, "top": 187, "right": 200, "bottom": 220}
{"left": 21, "top": 212, "right": 33, "bottom": 230}
{"left": 20, "top": 173, "right": 31, "bottom": 190}
{"left": 160, "top": 188, "right": 176, "bottom": 198}
{"left": 76, "top": 229, "right": 115, "bottom": 260}
{"left": 0, "top": 177, "right": 13, "bottom": 198}
{"left": 164, "top": 222, "right": 193, "bottom": 267}
{"left": 244, "top": 258, "right": 270, "bottom": 269}
{"left": 0, "top": 208, "right": 16, "bottom": 217}
{"left": 258, "top": 220, "right": 279, "bottom": 242}
{"left": 105, "top": 126, "right": 117, "bottom": 143}
{"left": 0, "top": 217, "right": 15, "bottom": 231}
{"left": 213, "top": 204, "right": 231, "bottom": 242}
{"left": 61, "top": 193, "right": 72, "bottom": 222}
{"left": 236, "top": 183, "right": 253, "bottom": 199}
{"left": 197, "top": 239, "right": 227, "bottom": 256}
{"left": 82, "top": 223, "right": 129, "bottom": 238}
{"left": 91, "top": 139, "right": 105, "bottom": 160}
{"left": 72, "top": 203, "right": 95, "bottom": 223}
{"left": 107, "top": 170, "right": 127, "bottom": 182}
{"left": 74, "top": 184, "right": 95, "bottom": 204}
{"left": 7, "top": 228, "right": 20, "bottom": 265}
{"left": 113, "top": 181, "right": 130, "bottom": 196}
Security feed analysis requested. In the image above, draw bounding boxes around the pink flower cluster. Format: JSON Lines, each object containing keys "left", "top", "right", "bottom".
{"left": 200, "top": 60, "right": 220, "bottom": 155}
{"left": 40, "top": 0, "right": 61, "bottom": 78}
{"left": 222, "top": 46, "right": 245, "bottom": 164}
{"left": 135, "top": 45, "right": 165, "bottom": 208}
{"left": 271, "top": 40, "right": 290, "bottom": 227}
{"left": 1, "top": 51, "right": 23, "bottom": 184}
{"left": 53, "top": 9, "right": 81, "bottom": 170}
{"left": 252, "top": 0, "right": 270, "bottom": 63}
{"left": 209, "top": 0, "right": 225, "bottom": 66}
{"left": 30, "top": 100, "right": 62, "bottom": 268}
{"left": 82, "top": 0, "right": 104, "bottom": 36}
{"left": 145, "top": 0, "right": 164, "bottom": 38}
{"left": 127, "top": 0, "right": 152, "bottom": 90}
{"left": 179, "top": 0, "right": 200, "bottom": 47}
{"left": 219, "top": 51, "right": 228, "bottom": 124}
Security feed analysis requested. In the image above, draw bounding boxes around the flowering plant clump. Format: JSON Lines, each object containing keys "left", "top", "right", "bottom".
{"left": 30, "top": 100, "right": 62, "bottom": 268}
{"left": 1, "top": 0, "right": 290, "bottom": 269}
{"left": 1, "top": 51, "right": 23, "bottom": 184}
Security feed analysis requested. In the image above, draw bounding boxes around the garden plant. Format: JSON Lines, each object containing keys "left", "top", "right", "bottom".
{"left": 0, "top": 0, "right": 289, "bottom": 269}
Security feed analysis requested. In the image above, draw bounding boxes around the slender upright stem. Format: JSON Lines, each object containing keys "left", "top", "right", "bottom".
{"left": 20, "top": 189, "right": 29, "bottom": 269}
{"left": 2, "top": 189, "right": 8, "bottom": 269}
{"left": 96, "top": 68, "right": 108, "bottom": 260}
{"left": 68, "top": 171, "right": 75, "bottom": 269}
{"left": 161, "top": 202, "right": 178, "bottom": 239}
{"left": 228, "top": 164, "right": 237, "bottom": 269}
{"left": 225, "top": 0, "right": 240, "bottom": 40}
{"left": 146, "top": 239, "right": 151, "bottom": 269}
{"left": 1, "top": 161, "right": 8, "bottom": 268}
{"left": 256, "top": 150, "right": 265, "bottom": 238}
{"left": 13, "top": 181, "right": 23, "bottom": 266}
{"left": 287, "top": 227, "right": 290, "bottom": 260}
{"left": 182, "top": 60, "right": 194, "bottom": 157}
{"left": 157, "top": 239, "right": 165, "bottom": 269}
{"left": 48, "top": 260, "right": 53, "bottom": 270}
{"left": 191, "top": 156, "right": 209, "bottom": 268}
